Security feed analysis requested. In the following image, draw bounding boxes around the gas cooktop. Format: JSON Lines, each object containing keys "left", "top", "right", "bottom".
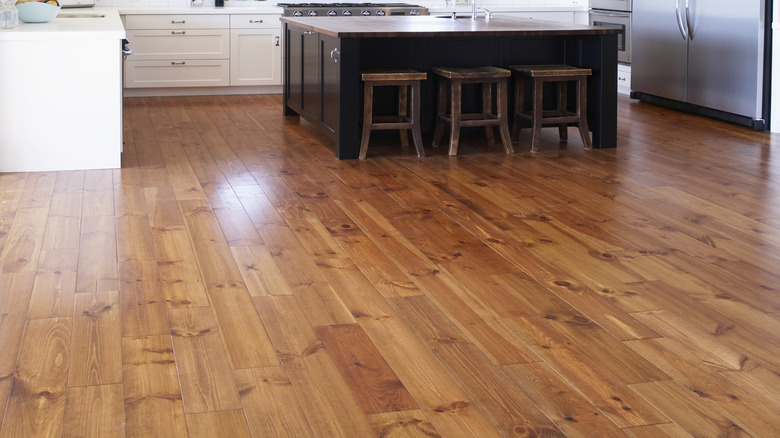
{"left": 277, "top": 2, "right": 428, "bottom": 17}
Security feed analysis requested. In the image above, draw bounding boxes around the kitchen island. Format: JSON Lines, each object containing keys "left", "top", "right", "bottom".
{"left": 0, "top": 9, "right": 125, "bottom": 172}
{"left": 281, "top": 15, "right": 621, "bottom": 159}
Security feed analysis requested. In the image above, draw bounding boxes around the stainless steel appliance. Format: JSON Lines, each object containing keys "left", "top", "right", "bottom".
{"left": 277, "top": 3, "right": 428, "bottom": 17}
{"left": 589, "top": 0, "right": 631, "bottom": 64}
{"left": 60, "top": 0, "right": 95, "bottom": 8}
{"left": 631, "top": 0, "right": 771, "bottom": 129}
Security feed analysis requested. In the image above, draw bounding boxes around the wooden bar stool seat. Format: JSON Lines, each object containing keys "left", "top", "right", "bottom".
{"left": 510, "top": 64, "right": 592, "bottom": 152}
{"left": 360, "top": 68, "right": 427, "bottom": 160}
{"left": 432, "top": 66, "right": 514, "bottom": 156}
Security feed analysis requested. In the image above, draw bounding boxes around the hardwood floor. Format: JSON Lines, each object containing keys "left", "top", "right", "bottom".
{"left": 0, "top": 93, "right": 778, "bottom": 437}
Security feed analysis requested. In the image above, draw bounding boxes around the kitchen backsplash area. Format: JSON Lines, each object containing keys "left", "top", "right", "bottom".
{"left": 98, "top": 0, "right": 586, "bottom": 10}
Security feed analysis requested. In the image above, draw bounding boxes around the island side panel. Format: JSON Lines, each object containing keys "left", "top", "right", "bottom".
{"left": 332, "top": 38, "right": 361, "bottom": 160}
{"left": 568, "top": 33, "right": 618, "bottom": 148}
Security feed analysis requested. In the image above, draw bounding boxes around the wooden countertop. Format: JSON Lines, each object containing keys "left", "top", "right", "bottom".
{"left": 280, "top": 15, "right": 622, "bottom": 38}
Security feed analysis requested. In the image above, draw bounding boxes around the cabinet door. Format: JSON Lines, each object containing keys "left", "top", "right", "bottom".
{"left": 320, "top": 34, "right": 340, "bottom": 137}
{"left": 287, "top": 25, "right": 304, "bottom": 109}
{"left": 301, "top": 29, "right": 320, "bottom": 121}
{"left": 230, "top": 29, "right": 281, "bottom": 86}
{"left": 126, "top": 29, "right": 230, "bottom": 60}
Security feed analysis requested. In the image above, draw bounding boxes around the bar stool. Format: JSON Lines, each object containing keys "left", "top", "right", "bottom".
{"left": 510, "top": 64, "right": 592, "bottom": 152}
{"left": 359, "top": 68, "right": 427, "bottom": 160}
{"left": 432, "top": 66, "right": 514, "bottom": 156}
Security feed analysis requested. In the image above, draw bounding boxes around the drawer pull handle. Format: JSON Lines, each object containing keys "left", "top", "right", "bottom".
{"left": 171, "top": 61, "right": 186, "bottom": 65}
{"left": 172, "top": 31, "right": 186, "bottom": 35}
{"left": 303, "top": 30, "right": 313, "bottom": 35}
{"left": 249, "top": 19, "right": 264, "bottom": 23}
{"left": 275, "top": 36, "right": 280, "bottom": 46}
{"left": 171, "top": 20, "right": 186, "bottom": 24}
{"left": 330, "top": 48, "right": 339, "bottom": 62}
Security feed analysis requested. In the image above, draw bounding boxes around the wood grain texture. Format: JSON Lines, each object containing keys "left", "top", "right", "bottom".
{"left": 315, "top": 323, "right": 418, "bottom": 414}
{"left": 167, "top": 307, "right": 242, "bottom": 414}
{"left": 2, "top": 318, "right": 72, "bottom": 438}
{"left": 27, "top": 249, "right": 77, "bottom": 320}
{"left": 185, "top": 410, "right": 252, "bottom": 438}
{"left": 2, "top": 94, "right": 779, "bottom": 436}
{"left": 122, "top": 335, "right": 187, "bottom": 438}
{"left": 63, "top": 384, "right": 124, "bottom": 438}
{"left": 234, "top": 367, "right": 315, "bottom": 438}
{"left": 69, "top": 291, "right": 123, "bottom": 387}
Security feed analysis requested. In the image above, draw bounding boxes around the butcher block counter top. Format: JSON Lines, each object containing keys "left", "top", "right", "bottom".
{"left": 280, "top": 15, "right": 621, "bottom": 38}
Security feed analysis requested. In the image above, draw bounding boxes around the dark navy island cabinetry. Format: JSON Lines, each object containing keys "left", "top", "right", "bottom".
{"left": 282, "top": 16, "right": 621, "bottom": 159}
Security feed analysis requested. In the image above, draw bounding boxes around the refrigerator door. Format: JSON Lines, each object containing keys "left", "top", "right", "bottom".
{"left": 632, "top": 0, "right": 689, "bottom": 102}
{"left": 686, "top": 0, "right": 764, "bottom": 118}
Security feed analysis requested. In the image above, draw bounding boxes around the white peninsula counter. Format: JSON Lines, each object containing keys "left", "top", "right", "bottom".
{"left": 0, "top": 8, "right": 125, "bottom": 172}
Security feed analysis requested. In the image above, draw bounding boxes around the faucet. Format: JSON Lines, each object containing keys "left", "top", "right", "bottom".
{"left": 471, "top": 0, "right": 478, "bottom": 20}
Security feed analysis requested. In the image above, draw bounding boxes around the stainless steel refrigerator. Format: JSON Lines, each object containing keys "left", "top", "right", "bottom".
{"left": 631, "top": 0, "right": 771, "bottom": 129}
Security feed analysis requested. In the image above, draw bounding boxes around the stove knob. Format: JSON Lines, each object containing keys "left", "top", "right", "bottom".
{"left": 375, "top": 10, "right": 386, "bottom": 16}
{"left": 327, "top": 10, "right": 337, "bottom": 16}
{"left": 342, "top": 10, "right": 352, "bottom": 16}
{"left": 361, "top": 10, "right": 370, "bottom": 16}
{"left": 409, "top": 10, "right": 420, "bottom": 15}
{"left": 293, "top": 10, "right": 303, "bottom": 16}
{"left": 308, "top": 10, "right": 318, "bottom": 16}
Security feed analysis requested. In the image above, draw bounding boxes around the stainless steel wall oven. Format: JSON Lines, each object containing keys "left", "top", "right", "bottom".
{"left": 590, "top": 0, "right": 631, "bottom": 64}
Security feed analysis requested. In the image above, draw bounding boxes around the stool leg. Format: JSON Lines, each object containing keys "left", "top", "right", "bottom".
{"left": 511, "top": 76, "right": 524, "bottom": 143}
{"left": 531, "top": 78, "right": 544, "bottom": 152}
{"left": 557, "top": 81, "right": 568, "bottom": 142}
{"left": 410, "top": 79, "right": 425, "bottom": 157}
{"left": 398, "top": 84, "right": 410, "bottom": 149}
{"left": 432, "top": 78, "right": 447, "bottom": 148}
{"left": 496, "top": 77, "right": 515, "bottom": 154}
{"left": 483, "top": 82, "right": 495, "bottom": 145}
{"left": 449, "top": 78, "right": 462, "bottom": 156}
{"left": 359, "top": 81, "right": 374, "bottom": 160}
{"left": 577, "top": 77, "right": 592, "bottom": 149}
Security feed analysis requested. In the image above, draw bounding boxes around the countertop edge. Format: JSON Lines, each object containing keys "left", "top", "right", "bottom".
{"left": 280, "top": 15, "right": 621, "bottom": 39}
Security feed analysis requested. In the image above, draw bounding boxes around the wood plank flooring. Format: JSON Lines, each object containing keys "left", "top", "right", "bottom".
{"left": 1, "top": 93, "right": 779, "bottom": 437}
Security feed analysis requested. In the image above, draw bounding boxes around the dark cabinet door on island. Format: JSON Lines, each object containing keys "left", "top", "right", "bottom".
{"left": 284, "top": 24, "right": 343, "bottom": 146}
{"left": 319, "top": 34, "right": 341, "bottom": 138}
{"left": 286, "top": 26, "right": 321, "bottom": 121}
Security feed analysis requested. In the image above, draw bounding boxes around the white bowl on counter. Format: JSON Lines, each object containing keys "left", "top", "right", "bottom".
{"left": 16, "top": 1, "right": 60, "bottom": 23}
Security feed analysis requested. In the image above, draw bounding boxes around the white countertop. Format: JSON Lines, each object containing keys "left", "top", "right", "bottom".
{"left": 119, "top": 4, "right": 281, "bottom": 13}
{"left": 0, "top": 7, "right": 125, "bottom": 40}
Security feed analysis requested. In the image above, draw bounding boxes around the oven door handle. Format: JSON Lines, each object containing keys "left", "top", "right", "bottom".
{"left": 675, "top": 0, "right": 688, "bottom": 40}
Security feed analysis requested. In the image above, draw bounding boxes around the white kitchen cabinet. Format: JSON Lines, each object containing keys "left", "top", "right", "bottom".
{"left": 124, "top": 14, "right": 230, "bottom": 88}
{"left": 229, "top": 14, "right": 282, "bottom": 86}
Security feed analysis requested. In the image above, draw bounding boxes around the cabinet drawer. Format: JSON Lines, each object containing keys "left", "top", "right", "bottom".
{"left": 125, "top": 60, "right": 230, "bottom": 88}
{"left": 126, "top": 29, "right": 230, "bottom": 60}
{"left": 230, "top": 14, "right": 281, "bottom": 29}
{"left": 125, "top": 14, "right": 229, "bottom": 30}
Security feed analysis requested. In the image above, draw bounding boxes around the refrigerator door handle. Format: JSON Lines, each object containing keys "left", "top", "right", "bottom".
{"left": 685, "top": 0, "right": 693, "bottom": 40}
{"left": 675, "top": 0, "right": 688, "bottom": 40}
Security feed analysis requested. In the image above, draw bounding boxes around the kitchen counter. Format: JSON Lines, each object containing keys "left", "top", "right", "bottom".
{"left": 0, "top": 7, "right": 124, "bottom": 40}
{"left": 282, "top": 15, "right": 621, "bottom": 159}
{"left": 281, "top": 15, "right": 612, "bottom": 38}
{"left": 0, "top": 8, "right": 125, "bottom": 172}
